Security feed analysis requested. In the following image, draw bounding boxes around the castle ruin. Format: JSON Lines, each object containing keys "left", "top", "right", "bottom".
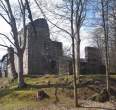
{"left": 17, "top": 18, "right": 63, "bottom": 75}
{"left": 0, "top": 18, "right": 105, "bottom": 77}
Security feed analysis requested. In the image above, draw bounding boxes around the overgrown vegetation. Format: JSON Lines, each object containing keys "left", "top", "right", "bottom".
{"left": 0, "top": 74, "right": 116, "bottom": 110}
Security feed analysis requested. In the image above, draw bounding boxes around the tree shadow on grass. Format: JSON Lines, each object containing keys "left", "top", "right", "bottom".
{"left": 0, "top": 82, "right": 71, "bottom": 99}
{"left": 0, "top": 88, "right": 14, "bottom": 98}
{"left": 27, "top": 83, "right": 66, "bottom": 88}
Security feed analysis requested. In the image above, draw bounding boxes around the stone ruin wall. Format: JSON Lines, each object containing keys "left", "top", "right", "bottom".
{"left": 21, "top": 19, "right": 63, "bottom": 74}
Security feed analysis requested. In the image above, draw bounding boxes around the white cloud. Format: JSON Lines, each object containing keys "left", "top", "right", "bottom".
{"left": 0, "top": 18, "right": 11, "bottom": 59}
{"left": 0, "top": 18, "right": 11, "bottom": 33}
{"left": 80, "top": 28, "right": 93, "bottom": 58}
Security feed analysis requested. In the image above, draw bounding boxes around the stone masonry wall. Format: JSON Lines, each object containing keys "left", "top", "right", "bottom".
{"left": 22, "top": 18, "right": 63, "bottom": 74}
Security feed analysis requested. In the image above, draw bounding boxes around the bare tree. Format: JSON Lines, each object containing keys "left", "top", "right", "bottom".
{"left": 34, "top": 0, "right": 88, "bottom": 106}
{"left": 101, "top": 0, "right": 110, "bottom": 93}
{"left": 108, "top": 0, "right": 116, "bottom": 73}
{"left": 0, "top": 33, "right": 18, "bottom": 79}
{"left": 75, "top": 0, "right": 87, "bottom": 82}
{"left": 0, "top": 0, "right": 28, "bottom": 87}
{"left": 34, "top": 0, "right": 79, "bottom": 107}
{"left": 70, "top": 0, "right": 78, "bottom": 107}
{"left": 91, "top": 27, "right": 105, "bottom": 62}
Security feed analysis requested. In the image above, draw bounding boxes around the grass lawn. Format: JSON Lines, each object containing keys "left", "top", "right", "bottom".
{"left": 0, "top": 74, "right": 116, "bottom": 110}
{"left": 0, "top": 74, "right": 75, "bottom": 110}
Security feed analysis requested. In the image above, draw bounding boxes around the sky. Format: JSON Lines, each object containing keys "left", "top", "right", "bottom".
{"left": 0, "top": 18, "right": 11, "bottom": 58}
{"left": 0, "top": 0, "right": 94, "bottom": 59}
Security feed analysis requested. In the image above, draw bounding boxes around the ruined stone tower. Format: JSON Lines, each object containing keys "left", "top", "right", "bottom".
{"left": 18, "top": 18, "right": 63, "bottom": 75}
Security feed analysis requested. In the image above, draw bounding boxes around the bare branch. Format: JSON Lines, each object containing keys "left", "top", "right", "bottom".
{"left": 0, "top": 0, "right": 11, "bottom": 19}
{"left": 34, "top": 0, "right": 71, "bottom": 36}
{"left": 0, "top": 33, "right": 15, "bottom": 47}
{"left": 25, "top": 0, "right": 37, "bottom": 37}
{"left": 0, "top": 44, "right": 9, "bottom": 48}
{"left": 0, "top": 13, "right": 10, "bottom": 25}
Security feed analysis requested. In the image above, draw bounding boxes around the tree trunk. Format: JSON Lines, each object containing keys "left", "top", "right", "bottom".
{"left": 105, "top": 39, "right": 110, "bottom": 93}
{"left": 101, "top": 0, "right": 110, "bottom": 94}
{"left": 18, "top": 50, "right": 25, "bottom": 88}
{"left": 8, "top": 47, "right": 17, "bottom": 79}
{"left": 11, "top": 55, "right": 17, "bottom": 79}
{"left": 71, "top": 0, "right": 79, "bottom": 107}
{"left": 71, "top": 0, "right": 78, "bottom": 107}
{"left": 72, "top": 37, "right": 78, "bottom": 107}
{"left": 76, "top": 30, "right": 81, "bottom": 83}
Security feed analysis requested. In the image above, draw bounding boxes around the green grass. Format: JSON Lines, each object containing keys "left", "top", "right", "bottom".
{"left": 0, "top": 88, "right": 74, "bottom": 110}
{"left": 0, "top": 74, "right": 116, "bottom": 110}
{"left": 0, "top": 74, "right": 75, "bottom": 110}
